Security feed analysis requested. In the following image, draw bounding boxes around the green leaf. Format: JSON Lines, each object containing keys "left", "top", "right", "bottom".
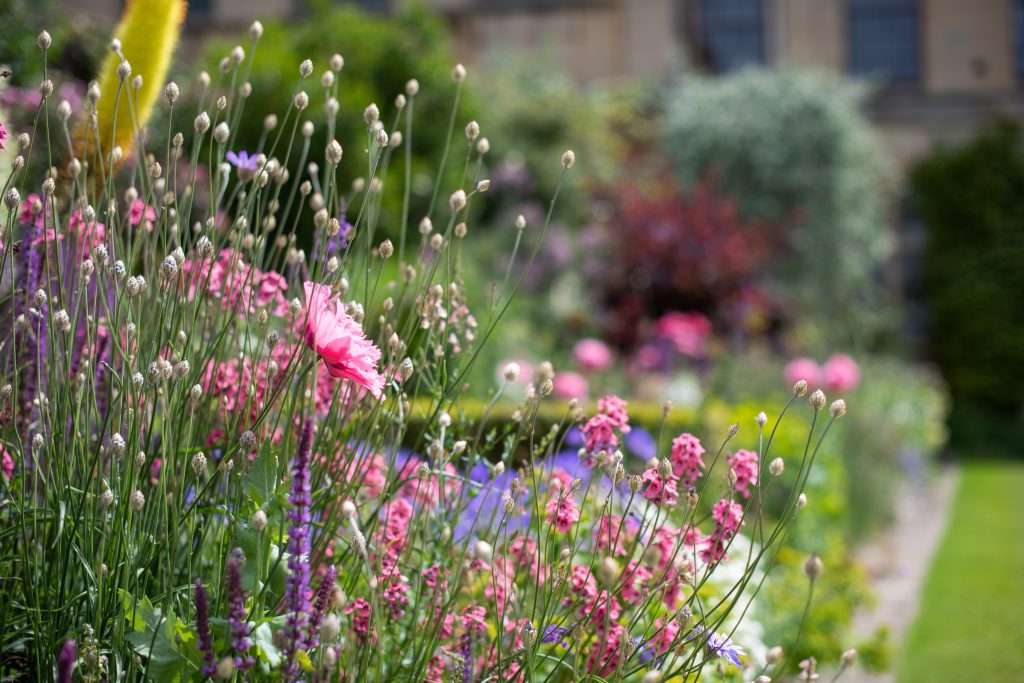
{"left": 253, "top": 622, "right": 281, "bottom": 667}
{"left": 246, "top": 444, "right": 279, "bottom": 505}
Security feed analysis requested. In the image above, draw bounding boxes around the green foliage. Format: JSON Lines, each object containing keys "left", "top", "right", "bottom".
{"left": 663, "top": 69, "right": 892, "bottom": 350}
{"left": 897, "top": 462, "right": 1024, "bottom": 682}
{"left": 910, "top": 121, "right": 1024, "bottom": 438}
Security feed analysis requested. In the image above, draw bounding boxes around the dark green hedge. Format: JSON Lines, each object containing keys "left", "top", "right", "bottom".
{"left": 911, "top": 121, "right": 1024, "bottom": 444}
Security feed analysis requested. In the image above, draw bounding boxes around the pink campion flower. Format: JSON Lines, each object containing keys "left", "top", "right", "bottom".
{"left": 68, "top": 210, "right": 105, "bottom": 254}
{"left": 700, "top": 498, "right": 744, "bottom": 565}
{"left": 619, "top": 561, "right": 653, "bottom": 604}
{"left": 381, "top": 578, "right": 410, "bottom": 619}
{"left": 728, "top": 449, "right": 759, "bottom": 498}
{"left": 343, "top": 598, "right": 373, "bottom": 645}
{"left": 784, "top": 357, "right": 821, "bottom": 387}
{"left": 596, "top": 395, "right": 631, "bottom": 433}
{"left": 552, "top": 371, "right": 588, "bottom": 400}
{"left": 30, "top": 229, "right": 63, "bottom": 246}
{"left": 823, "top": 353, "right": 860, "bottom": 393}
{"left": 545, "top": 494, "right": 580, "bottom": 533}
{"left": 0, "top": 120, "right": 7, "bottom": 151}
{"left": 18, "top": 194, "right": 42, "bottom": 223}
{"left": 573, "top": 338, "right": 613, "bottom": 372}
{"left": 302, "top": 281, "right": 385, "bottom": 399}
{"left": 127, "top": 199, "right": 157, "bottom": 227}
{"left": 594, "top": 515, "right": 632, "bottom": 557}
{"left": 641, "top": 467, "right": 679, "bottom": 507}
{"left": 2, "top": 446, "right": 14, "bottom": 480}
{"left": 565, "top": 565, "right": 599, "bottom": 605}
{"left": 656, "top": 311, "right": 711, "bottom": 357}
{"left": 581, "top": 412, "right": 619, "bottom": 454}
{"left": 669, "top": 432, "right": 706, "bottom": 488}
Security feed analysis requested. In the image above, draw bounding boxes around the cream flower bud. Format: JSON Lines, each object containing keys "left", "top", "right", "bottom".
{"left": 502, "top": 362, "right": 521, "bottom": 382}
{"left": 793, "top": 379, "right": 808, "bottom": 396}
{"left": 405, "top": 78, "right": 419, "bottom": 96}
{"left": 326, "top": 139, "right": 343, "bottom": 165}
{"left": 363, "top": 103, "right": 379, "bottom": 125}
{"left": 465, "top": 121, "right": 479, "bottom": 140}
{"left": 37, "top": 30, "right": 52, "bottom": 50}
{"left": 449, "top": 189, "right": 467, "bottom": 212}
{"left": 452, "top": 63, "right": 466, "bottom": 82}
{"left": 293, "top": 91, "right": 309, "bottom": 110}
{"left": 561, "top": 149, "right": 575, "bottom": 168}
{"left": 252, "top": 509, "right": 268, "bottom": 531}
{"left": 299, "top": 59, "right": 313, "bottom": 78}
{"left": 194, "top": 112, "right": 211, "bottom": 134}
{"left": 769, "top": 457, "right": 784, "bottom": 476}
{"left": 804, "top": 553, "right": 823, "bottom": 581}
{"left": 829, "top": 399, "right": 847, "bottom": 419}
{"left": 809, "top": 389, "right": 827, "bottom": 412}
{"left": 330, "top": 53, "right": 344, "bottom": 71}
{"left": 250, "top": 20, "right": 264, "bottom": 39}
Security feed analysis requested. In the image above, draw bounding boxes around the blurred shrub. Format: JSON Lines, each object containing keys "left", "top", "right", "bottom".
{"left": 590, "top": 173, "right": 780, "bottom": 350}
{"left": 910, "top": 121, "right": 1024, "bottom": 441}
{"left": 664, "top": 69, "right": 892, "bottom": 350}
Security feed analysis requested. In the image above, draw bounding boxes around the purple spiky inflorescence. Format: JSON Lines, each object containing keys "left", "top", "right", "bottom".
{"left": 194, "top": 578, "right": 217, "bottom": 676}
{"left": 226, "top": 550, "right": 254, "bottom": 671}
{"left": 307, "top": 564, "right": 337, "bottom": 649}
{"left": 282, "top": 417, "right": 314, "bottom": 676}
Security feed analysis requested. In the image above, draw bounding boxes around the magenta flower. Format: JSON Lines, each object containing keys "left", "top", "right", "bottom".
{"left": 1, "top": 446, "right": 14, "bottom": 480}
{"left": 552, "top": 371, "right": 589, "bottom": 400}
{"left": 56, "top": 639, "right": 76, "bottom": 683}
{"left": 573, "top": 338, "right": 613, "bottom": 372}
{"left": 784, "top": 357, "right": 821, "bottom": 387}
{"left": 302, "top": 281, "right": 385, "bottom": 399}
{"left": 823, "top": 353, "right": 860, "bottom": 393}
{"left": 728, "top": 449, "right": 759, "bottom": 498}
{"left": 0, "top": 120, "right": 7, "bottom": 151}
{"left": 127, "top": 199, "right": 156, "bottom": 227}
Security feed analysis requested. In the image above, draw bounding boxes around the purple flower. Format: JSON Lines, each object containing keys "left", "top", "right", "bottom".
{"left": 307, "top": 564, "right": 337, "bottom": 649}
{"left": 282, "top": 418, "right": 314, "bottom": 676}
{"left": 226, "top": 150, "right": 258, "bottom": 172}
{"left": 194, "top": 578, "right": 217, "bottom": 676}
{"left": 541, "top": 625, "right": 570, "bottom": 647}
{"left": 687, "top": 626, "right": 745, "bottom": 667}
{"left": 56, "top": 639, "right": 76, "bottom": 683}
{"left": 226, "top": 551, "right": 254, "bottom": 671}
{"left": 625, "top": 427, "right": 657, "bottom": 460}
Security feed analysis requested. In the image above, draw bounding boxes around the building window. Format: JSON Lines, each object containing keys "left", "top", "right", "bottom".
{"left": 847, "top": 0, "right": 920, "bottom": 83}
{"left": 698, "top": 0, "right": 767, "bottom": 73}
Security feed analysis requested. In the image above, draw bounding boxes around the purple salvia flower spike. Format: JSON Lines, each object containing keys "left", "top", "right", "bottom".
{"left": 282, "top": 417, "right": 314, "bottom": 677}
{"left": 226, "top": 550, "right": 254, "bottom": 672}
{"left": 194, "top": 577, "right": 217, "bottom": 676}
{"left": 307, "top": 564, "right": 336, "bottom": 650}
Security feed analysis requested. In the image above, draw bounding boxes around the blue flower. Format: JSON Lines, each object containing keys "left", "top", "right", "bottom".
{"left": 625, "top": 427, "right": 657, "bottom": 460}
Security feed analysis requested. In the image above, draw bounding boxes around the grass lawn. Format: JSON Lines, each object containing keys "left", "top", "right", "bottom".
{"left": 897, "top": 461, "right": 1024, "bottom": 683}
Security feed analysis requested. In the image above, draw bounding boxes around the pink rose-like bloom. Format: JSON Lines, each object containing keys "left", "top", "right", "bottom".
{"left": 552, "top": 371, "right": 589, "bottom": 400}
{"left": 784, "top": 357, "right": 821, "bottom": 387}
{"left": 823, "top": 353, "right": 860, "bottom": 393}
{"left": 302, "top": 281, "right": 385, "bottom": 399}
{"left": 656, "top": 311, "right": 712, "bottom": 357}
{"left": 573, "top": 338, "right": 613, "bottom": 372}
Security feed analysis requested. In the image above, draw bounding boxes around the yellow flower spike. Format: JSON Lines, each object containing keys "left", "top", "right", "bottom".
{"left": 92, "top": 0, "right": 187, "bottom": 165}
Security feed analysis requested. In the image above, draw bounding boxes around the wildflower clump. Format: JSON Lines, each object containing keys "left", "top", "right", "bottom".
{"left": 0, "top": 18, "right": 855, "bottom": 683}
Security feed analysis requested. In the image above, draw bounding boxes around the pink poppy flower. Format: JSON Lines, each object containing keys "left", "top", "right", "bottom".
{"left": 302, "top": 281, "right": 385, "bottom": 399}
{"left": 784, "top": 357, "right": 820, "bottom": 387}
{"left": 823, "top": 353, "right": 860, "bottom": 393}
{"left": 573, "top": 338, "right": 613, "bottom": 372}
